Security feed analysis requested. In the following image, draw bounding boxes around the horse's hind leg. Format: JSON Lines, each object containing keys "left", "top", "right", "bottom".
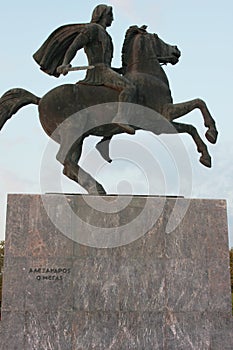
{"left": 172, "top": 121, "right": 212, "bottom": 167}
{"left": 162, "top": 99, "right": 218, "bottom": 144}
{"left": 56, "top": 135, "right": 106, "bottom": 195}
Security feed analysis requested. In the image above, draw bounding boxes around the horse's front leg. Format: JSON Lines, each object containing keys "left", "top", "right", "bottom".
{"left": 96, "top": 136, "right": 113, "bottom": 163}
{"left": 56, "top": 133, "right": 106, "bottom": 195}
{"left": 162, "top": 99, "right": 218, "bottom": 144}
{"left": 172, "top": 121, "right": 211, "bottom": 167}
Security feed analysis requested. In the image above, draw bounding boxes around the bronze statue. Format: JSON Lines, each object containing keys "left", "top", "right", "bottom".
{"left": 0, "top": 5, "right": 218, "bottom": 195}
{"left": 33, "top": 4, "right": 136, "bottom": 135}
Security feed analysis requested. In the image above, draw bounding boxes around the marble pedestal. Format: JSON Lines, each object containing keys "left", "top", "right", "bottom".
{"left": 0, "top": 194, "right": 232, "bottom": 349}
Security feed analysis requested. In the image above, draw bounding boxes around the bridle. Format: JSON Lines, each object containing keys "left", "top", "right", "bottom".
{"left": 126, "top": 56, "right": 176, "bottom": 69}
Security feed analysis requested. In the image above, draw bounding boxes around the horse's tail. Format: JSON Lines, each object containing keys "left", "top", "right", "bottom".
{"left": 0, "top": 88, "right": 41, "bottom": 130}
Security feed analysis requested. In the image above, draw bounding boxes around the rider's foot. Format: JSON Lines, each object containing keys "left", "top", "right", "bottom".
{"left": 112, "top": 113, "right": 135, "bottom": 135}
{"left": 114, "top": 122, "right": 135, "bottom": 135}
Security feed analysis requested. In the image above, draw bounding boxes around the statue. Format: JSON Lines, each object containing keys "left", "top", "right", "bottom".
{"left": 33, "top": 4, "right": 136, "bottom": 135}
{"left": 0, "top": 4, "right": 218, "bottom": 195}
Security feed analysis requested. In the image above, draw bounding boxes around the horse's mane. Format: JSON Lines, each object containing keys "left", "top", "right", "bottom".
{"left": 122, "top": 25, "right": 148, "bottom": 69}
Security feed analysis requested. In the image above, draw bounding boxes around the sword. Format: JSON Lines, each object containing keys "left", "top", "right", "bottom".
{"left": 57, "top": 65, "right": 95, "bottom": 75}
{"left": 66, "top": 65, "right": 95, "bottom": 71}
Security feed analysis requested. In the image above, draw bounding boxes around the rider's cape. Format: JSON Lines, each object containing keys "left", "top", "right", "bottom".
{"left": 33, "top": 24, "right": 86, "bottom": 77}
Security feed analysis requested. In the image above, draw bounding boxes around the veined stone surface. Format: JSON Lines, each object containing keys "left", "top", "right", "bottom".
{"left": 0, "top": 194, "right": 232, "bottom": 350}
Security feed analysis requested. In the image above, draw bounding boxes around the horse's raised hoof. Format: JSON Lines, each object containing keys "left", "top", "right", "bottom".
{"left": 205, "top": 128, "right": 218, "bottom": 144}
{"left": 96, "top": 139, "right": 112, "bottom": 163}
{"left": 200, "top": 155, "right": 211, "bottom": 168}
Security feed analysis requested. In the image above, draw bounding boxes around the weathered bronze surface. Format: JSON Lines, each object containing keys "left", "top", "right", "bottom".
{"left": 0, "top": 4, "right": 218, "bottom": 194}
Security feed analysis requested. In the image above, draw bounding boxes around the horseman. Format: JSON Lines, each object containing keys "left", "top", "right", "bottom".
{"left": 33, "top": 4, "right": 136, "bottom": 135}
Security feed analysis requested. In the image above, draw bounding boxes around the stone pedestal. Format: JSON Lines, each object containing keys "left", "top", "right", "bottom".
{"left": 0, "top": 194, "right": 232, "bottom": 349}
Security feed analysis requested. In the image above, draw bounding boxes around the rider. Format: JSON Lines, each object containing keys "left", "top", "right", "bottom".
{"left": 56, "top": 4, "right": 136, "bottom": 135}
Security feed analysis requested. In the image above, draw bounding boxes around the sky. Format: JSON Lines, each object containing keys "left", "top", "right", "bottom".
{"left": 0, "top": 0, "right": 233, "bottom": 246}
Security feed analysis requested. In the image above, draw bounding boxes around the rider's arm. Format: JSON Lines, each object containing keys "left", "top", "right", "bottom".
{"left": 62, "top": 32, "right": 90, "bottom": 65}
{"left": 57, "top": 30, "right": 90, "bottom": 75}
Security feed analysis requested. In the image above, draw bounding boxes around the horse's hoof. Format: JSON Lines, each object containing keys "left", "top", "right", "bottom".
{"left": 88, "top": 183, "right": 107, "bottom": 196}
{"left": 205, "top": 128, "right": 218, "bottom": 144}
{"left": 96, "top": 183, "right": 107, "bottom": 195}
{"left": 200, "top": 155, "right": 211, "bottom": 168}
{"left": 96, "top": 140, "right": 112, "bottom": 163}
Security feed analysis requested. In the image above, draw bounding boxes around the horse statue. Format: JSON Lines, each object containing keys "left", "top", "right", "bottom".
{"left": 0, "top": 25, "right": 218, "bottom": 195}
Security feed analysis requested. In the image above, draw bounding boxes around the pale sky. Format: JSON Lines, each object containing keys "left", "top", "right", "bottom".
{"left": 1, "top": 1, "right": 233, "bottom": 246}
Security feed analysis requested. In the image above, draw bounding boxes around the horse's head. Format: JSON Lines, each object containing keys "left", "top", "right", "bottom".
{"left": 122, "top": 25, "right": 181, "bottom": 72}
{"left": 153, "top": 33, "right": 181, "bottom": 65}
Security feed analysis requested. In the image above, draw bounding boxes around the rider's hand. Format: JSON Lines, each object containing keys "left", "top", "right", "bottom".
{"left": 57, "top": 64, "right": 72, "bottom": 75}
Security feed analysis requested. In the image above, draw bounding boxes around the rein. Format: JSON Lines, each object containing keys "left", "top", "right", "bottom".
{"left": 126, "top": 56, "right": 175, "bottom": 69}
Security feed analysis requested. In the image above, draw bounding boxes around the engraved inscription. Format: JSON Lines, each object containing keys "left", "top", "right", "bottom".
{"left": 29, "top": 267, "right": 71, "bottom": 281}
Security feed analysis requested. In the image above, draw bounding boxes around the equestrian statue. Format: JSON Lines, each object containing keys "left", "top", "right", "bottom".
{"left": 0, "top": 4, "right": 218, "bottom": 195}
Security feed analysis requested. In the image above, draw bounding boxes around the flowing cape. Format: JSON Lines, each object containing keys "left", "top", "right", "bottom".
{"left": 33, "top": 23, "right": 86, "bottom": 77}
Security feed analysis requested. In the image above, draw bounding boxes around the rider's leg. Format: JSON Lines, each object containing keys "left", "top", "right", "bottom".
{"left": 103, "top": 69, "right": 137, "bottom": 134}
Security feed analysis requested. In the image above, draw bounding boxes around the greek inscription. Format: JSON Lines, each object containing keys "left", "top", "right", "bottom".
{"left": 29, "top": 267, "right": 71, "bottom": 281}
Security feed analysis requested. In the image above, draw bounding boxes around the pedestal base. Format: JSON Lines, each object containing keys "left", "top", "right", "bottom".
{"left": 1, "top": 194, "right": 232, "bottom": 349}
